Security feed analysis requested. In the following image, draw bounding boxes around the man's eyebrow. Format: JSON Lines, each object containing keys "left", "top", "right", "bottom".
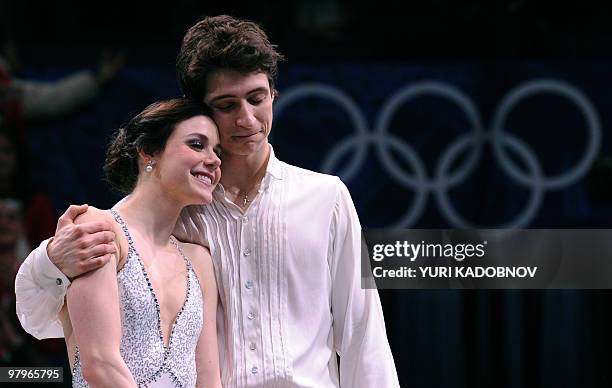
{"left": 208, "top": 87, "right": 269, "bottom": 103}
{"left": 246, "top": 87, "right": 269, "bottom": 95}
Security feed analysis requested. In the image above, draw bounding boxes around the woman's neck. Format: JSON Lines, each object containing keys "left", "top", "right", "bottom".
{"left": 115, "top": 186, "right": 182, "bottom": 248}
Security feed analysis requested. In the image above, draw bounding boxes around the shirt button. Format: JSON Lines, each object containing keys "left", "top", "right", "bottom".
{"left": 249, "top": 342, "right": 257, "bottom": 351}
{"left": 56, "top": 278, "right": 63, "bottom": 286}
{"left": 251, "top": 366, "right": 258, "bottom": 374}
{"left": 245, "top": 280, "right": 253, "bottom": 290}
{"left": 241, "top": 216, "right": 248, "bottom": 224}
{"left": 247, "top": 312, "right": 255, "bottom": 320}
{"left": 243, "top": 248, "right": 251, "bottom": 257}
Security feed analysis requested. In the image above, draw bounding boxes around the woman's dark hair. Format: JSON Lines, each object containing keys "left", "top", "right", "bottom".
{"left": 176, "top": 15, "right": 284, "bottom": 102}
{"left": 104, "top": 98, "right": 208, "bottom": 194}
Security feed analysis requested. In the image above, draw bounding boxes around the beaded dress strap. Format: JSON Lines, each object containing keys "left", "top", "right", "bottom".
{"left": 109, "top": 209, "right": 192, "bottom": 269}
{"left": 109, "top": 209, "right": 136, "bottom": 250}
{"left": 169, "top": 237, "right": 193, "bottom": 270}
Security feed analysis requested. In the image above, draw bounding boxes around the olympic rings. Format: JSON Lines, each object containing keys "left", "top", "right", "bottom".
{"left": 273, "top": 79, "right": 601, "bottom": 228}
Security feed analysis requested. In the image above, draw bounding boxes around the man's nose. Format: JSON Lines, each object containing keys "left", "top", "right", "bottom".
{"left": 236, "top": 102, "right": 256, "bottom": 128}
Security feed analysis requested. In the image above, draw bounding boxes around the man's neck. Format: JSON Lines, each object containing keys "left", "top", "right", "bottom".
{"left": 220, "top": 143, "right": 271, "bottom": 192}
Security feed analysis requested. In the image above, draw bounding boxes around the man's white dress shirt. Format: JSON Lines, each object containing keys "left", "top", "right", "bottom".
{"left": 15, "top": 148, "right": 399, "bottom": 387}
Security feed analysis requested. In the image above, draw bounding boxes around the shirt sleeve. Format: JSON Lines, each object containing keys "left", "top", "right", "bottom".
{"left": 329, "top": 178, "right": 400, "bottom": 388}
{"left": 14, "top": 238, "right": 68, "bottom": 339}
{"left": 13, "top": 70, "right": 99, "bottom": 121}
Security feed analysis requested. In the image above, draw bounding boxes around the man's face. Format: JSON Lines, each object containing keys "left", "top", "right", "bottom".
{"left": 204, "top": 70, "right": 274, "bottom": 158}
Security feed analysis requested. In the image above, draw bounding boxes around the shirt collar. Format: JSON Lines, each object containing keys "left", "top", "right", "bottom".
{"left": 214, "top": 143, "right": 284, "bottom": 200}
{"left": 266, "top": 144, "right": 284, "bottom": 181}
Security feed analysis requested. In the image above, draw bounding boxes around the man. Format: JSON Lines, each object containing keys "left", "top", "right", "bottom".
{"left": 16, "top": 15, "right": 399, "bottom": 387}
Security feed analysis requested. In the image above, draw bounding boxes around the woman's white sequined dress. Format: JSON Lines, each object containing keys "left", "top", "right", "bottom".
{"left": 71, "top": 210, "right": 203, "bottom": 387}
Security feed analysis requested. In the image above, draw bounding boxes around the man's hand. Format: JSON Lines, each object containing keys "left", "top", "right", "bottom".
{"left": 47, "top": 204, "right": 116, "bottom": 279}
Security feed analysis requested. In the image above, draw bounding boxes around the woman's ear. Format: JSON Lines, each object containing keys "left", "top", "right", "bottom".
{"left": 138, "top": 149, "right": 156, "bottom": 172}
{"left": 137, "top": 149, "right": 149, "bottom": 162}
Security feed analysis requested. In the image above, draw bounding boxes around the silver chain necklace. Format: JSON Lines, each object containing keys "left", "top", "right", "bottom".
{"left": 240, "top": 183, "right": 262, "bottom": 208}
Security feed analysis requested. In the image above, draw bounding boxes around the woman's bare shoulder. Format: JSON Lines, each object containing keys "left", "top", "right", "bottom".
{"left": 73, "top": 205, "right": 114, "bottom": 225}
{"left": 175, "top": 241, "right": 214, "bottom": 277}
{"left": 73, "top": 206, "right": 126, "bottom": 268}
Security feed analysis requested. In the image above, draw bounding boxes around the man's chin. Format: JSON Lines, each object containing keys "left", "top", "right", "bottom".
{"left": 225, "top": 139, "right": 268, "bottom": 156}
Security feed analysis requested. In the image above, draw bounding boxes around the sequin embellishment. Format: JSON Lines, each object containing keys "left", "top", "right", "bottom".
{"left": 71, "top": 210, "right": 203, "bottom": 387}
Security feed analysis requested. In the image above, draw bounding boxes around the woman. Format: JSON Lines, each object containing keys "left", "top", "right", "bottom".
{"left": 57, "top": 98, "right": 222, "bottom": 387}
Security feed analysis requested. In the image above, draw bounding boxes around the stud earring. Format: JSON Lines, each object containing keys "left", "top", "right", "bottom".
{"left": 145, "top": 160, "right": 155, "bottom": 172}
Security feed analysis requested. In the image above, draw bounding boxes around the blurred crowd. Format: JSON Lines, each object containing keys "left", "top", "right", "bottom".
{"left": 0, "top": 11, "right": 124, "bottom": 368}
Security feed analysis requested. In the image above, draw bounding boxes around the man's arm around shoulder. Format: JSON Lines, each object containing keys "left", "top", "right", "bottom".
{"left": 15, "top": 238, "right": 68, "bottom": 339}
{"left": 14, "top": 204, "right": 115, "bottom": 339}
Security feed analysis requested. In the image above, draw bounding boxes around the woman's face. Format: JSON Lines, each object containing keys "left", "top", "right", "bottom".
{"left": 151, "top": 115, "right": 222, "bottom": 205}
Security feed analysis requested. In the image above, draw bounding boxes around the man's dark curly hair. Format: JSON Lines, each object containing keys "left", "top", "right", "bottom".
{"left": 176, "top": 15, "right": 284, "bottom": 103}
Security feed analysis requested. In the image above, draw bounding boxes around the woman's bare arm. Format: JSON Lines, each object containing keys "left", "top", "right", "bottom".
{"left": 66, "top": 207, "right": 136, "bottom": 387}
{"left": 184, "top": 243, "right": 222, "bottom": 388}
